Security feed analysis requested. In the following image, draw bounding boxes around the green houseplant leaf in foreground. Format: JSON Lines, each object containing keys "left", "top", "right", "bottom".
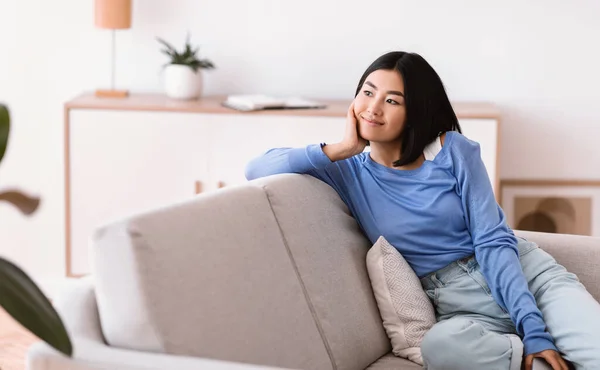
{"left": 0, "top": 103, "right": 72, "bottom": 356}
{"left": 0, "top": 104, "right": 8, "bottom": 163}
{"left": 0, "top": 258, "right": 72, "bottom": 356}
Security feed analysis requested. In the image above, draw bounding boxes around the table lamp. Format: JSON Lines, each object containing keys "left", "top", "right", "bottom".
{"left": 94, "top": 0, "right": 132, "bottom": 98}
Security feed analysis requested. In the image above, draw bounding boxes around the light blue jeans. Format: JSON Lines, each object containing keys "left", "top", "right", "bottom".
{"left": 419, "top": 237, "right": 600, "bottom": 370}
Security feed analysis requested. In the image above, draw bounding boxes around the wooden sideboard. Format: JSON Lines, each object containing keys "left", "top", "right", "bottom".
{"left": 64, "top": 93, "right": 501, "bottom": 277}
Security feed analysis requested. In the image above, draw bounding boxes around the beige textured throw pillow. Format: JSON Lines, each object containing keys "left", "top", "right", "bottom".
{"left": 366, "top": 236, "right": 437, "bottom": 365}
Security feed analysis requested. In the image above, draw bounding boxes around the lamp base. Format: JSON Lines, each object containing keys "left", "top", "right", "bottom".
{"left": 95, "top": 89, "right": 129, "bottom": 98}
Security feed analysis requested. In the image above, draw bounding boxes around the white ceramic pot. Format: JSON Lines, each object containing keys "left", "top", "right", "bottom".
{"left": 164, "top": 64, "right": 203, "bottom": 100}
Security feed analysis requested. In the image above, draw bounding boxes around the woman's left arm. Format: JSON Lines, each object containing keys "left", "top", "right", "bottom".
{"left": 451, "top": 133, "right": 556, "bottom": 356}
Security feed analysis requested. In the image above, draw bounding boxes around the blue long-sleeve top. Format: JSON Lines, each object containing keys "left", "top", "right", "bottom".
{"left": 245, "top": 131, "right": 556, "bottom": 356}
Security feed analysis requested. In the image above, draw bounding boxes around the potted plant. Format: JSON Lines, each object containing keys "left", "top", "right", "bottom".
{"left": 157, "top": 34, "right": 216, "bottom": 100}
{"left": 0, "top": 104, "right": 72, "bottom": 357}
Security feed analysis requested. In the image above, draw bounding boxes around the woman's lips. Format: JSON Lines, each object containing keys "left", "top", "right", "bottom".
{"left": 362, "top": 116, "right": 383, "bottom": 126}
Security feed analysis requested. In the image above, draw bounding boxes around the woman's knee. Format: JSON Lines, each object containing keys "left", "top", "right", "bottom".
{"left": 421, "top": 319, "right": 520, "bottom": 370}
{"left": 522, "top": 248, "right": 583, "bottom": 295}
{"left": 421, "top": 319, "right": 480, "bottom": 367}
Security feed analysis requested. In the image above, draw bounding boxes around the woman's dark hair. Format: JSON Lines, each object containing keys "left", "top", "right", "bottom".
{"left": 355, "top": 51, "right": 461, "bottom": 167}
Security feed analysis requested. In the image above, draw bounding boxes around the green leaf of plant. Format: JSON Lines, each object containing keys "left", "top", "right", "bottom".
{"left": 157, "top": 34, "right": 216, "bottom": 70}
{"left": 156, "top": 37, "right": 178, "bottom": 55}
{"left": 0, "top": 189, "right": 40, "bottom": 215}
{"left": 199, "top": 60, "right": 215, "bottom": 69}
{"left": 0, "top": 257, "right": 72, "bottom": 356}
{"left": 0, "top": 104, "right": 9, "bottom": 166}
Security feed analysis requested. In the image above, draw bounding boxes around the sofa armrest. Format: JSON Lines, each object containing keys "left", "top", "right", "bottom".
{"left": 515, "top": 230, "right": 600, "bottom": 301}
{"left": 53, "top": 275, "right": 104, "bottom": 342}
{"left": 27, "top": 339, "right": 296, "bottom": 370}
{"left": 31, "top": 277, "right": 296, "bottom": 370}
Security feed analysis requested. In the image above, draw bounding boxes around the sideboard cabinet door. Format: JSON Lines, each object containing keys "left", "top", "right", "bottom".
{"left": 69, "top": 110, "right": 209, "bottom": 275}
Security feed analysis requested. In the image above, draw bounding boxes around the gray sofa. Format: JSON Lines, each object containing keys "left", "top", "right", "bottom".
{"left": 27, "top": 174, "right": 600, "bottom": 370}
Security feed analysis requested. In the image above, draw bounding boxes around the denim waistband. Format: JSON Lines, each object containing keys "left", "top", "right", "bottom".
{"left": 420, "top": 254, "right": 477, "bottom": 291}
{"left": 419, "top": 237, "right": 538, "bottom": 291}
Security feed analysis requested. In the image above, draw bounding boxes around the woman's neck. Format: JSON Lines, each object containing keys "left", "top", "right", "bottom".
{"left": 369, "top": 141, "right": 424, "bottom": 170}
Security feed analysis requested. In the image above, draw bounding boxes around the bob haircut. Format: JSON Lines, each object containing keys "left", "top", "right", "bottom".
{"left": 355, "top": 52, "right": 462, "bottom": 167}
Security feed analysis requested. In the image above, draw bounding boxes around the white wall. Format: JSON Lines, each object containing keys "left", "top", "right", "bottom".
{"left": 1, "top": 0, "right": 599, "bottom": 292}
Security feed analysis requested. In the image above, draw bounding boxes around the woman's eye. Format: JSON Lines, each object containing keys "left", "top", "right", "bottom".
{"left": 363, "top": 90, "right": 373, "bottom": 96}
{"left": 386, "top": 99, "right": 400, "bottom": 105}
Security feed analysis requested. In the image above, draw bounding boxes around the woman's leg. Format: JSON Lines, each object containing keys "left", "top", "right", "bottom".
{"left": 518, "top": 237, "right": 600, "bottom": 369}
{"left": 421, "top": 256, "right": 522, "bottom": 369}
{"left": 421, "top": 317, "right": 523, "bottom": 370}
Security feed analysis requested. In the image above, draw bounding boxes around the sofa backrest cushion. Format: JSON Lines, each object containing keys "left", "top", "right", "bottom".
{"left": 251, "top": 174, "right": 391, "bottom": 370}
{"left": 92, "top": 183, "right": 333, "bottom": 370}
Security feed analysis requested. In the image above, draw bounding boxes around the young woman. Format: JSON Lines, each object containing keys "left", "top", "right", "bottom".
{"left": 245, "top": 51, "right": 600, "bottom": 370}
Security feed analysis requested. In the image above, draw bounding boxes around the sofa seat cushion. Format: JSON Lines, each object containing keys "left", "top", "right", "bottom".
{"left": 365, "top": 352, "right": 423, "bottom": 370}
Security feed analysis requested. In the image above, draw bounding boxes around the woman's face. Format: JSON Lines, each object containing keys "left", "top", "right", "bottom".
{"left": 353, "top": 69, "right": 407, "bottom": 144}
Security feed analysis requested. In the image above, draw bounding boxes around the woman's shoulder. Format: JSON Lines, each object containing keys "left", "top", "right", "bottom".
{"left": 444, "top": 131, "right": 481, "bottom": 155}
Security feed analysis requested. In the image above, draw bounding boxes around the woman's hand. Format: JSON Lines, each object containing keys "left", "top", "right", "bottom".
{"left": 524, "top": 350, "right": 569, "bottom": 370}
{"left": 323, "top": 101, "right": 368, "bottom": 161}
{"left": 341, "top": 101, "right": 368, "bottom": 155}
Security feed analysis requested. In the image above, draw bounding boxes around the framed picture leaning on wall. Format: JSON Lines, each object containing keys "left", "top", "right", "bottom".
{"left": 500, "top": 180, "right": 600, "bottom": 237}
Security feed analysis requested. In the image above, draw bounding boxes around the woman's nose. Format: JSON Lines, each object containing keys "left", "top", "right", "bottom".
{"left": 367, "top": 100, "right": 383, "bottom": 116}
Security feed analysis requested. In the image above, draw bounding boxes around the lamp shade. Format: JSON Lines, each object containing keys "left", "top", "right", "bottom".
{"left": 95, "top": 0, "right": 132, "bottom": 29}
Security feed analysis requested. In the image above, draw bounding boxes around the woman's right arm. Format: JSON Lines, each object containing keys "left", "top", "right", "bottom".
{"left": 245, "top": 101, "right": 367, "bottom": 181}
{"left": 244, "top": 143, "right": 358, "bottom": 181}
